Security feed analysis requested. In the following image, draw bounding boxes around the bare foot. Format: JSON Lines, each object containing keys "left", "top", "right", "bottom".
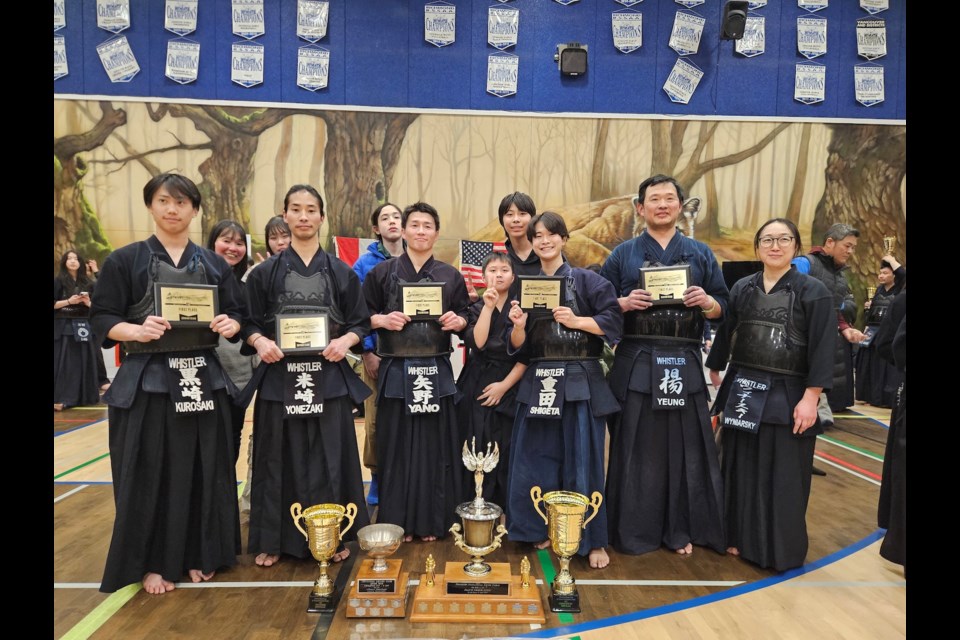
{"left": 588, "top": 547, "right": 610, "bottom": 569}
{"left": 255, "top": 553, "right": 280, "bottom": 567}
{"left": 142, "top": 572, "right": 175, "bottom": 594}
{"left": 676, "top": 543, "right": 694, "bottom": 556}
{"left": 332, "top": 547, "right": 350, "bottom": 563}
{"left": 54, "top": 403, "right": 64, "bottom": 412}
{"left": 188, "top": 569, "right": 216, "bottom": 583}
{"left": 420, "top": 535, "right": 437, "bottom": 542}
{"left": 403, "top": 535, "right": 414, "bottom": 543}
{"left": 534, "top": 539, "right": 551, "bottom": 550}
{"left": 727, "top": 546, "right": 740, "bottom": 556}
{"left": 100, "top": 383, "right": 111, "bottom": 392}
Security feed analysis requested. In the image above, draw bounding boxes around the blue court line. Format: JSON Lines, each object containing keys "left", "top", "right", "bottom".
{"left": 55, "top": 480, "right": 112, "bottom": 486}
{"left": 844, "top": 409, "right": 889, "bottom": 430}
{"left": 55, "top": 418, "right": 107, "bottom": 437}
{"left": 519, "top": 529, "right": 887, "bottom": 638}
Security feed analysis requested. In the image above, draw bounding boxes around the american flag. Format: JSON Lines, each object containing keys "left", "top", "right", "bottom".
{"left": 459, "top": 240, "right": 507, "bottom": 287}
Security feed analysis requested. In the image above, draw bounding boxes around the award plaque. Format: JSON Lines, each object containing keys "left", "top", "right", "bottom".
{"left": 518, "top": 275, "right": 564, "bottom": 313}
{"left": 400, "top": 282, "right": 445, "bottom": 319}
{"left": 276, "top": 312, "right": 329, "bottom": 353}
{"left": 154, "top": 283, "right": 218, "bottom": 325}
{"left": 639, "top": 265, "right": 691, "bottom": 305}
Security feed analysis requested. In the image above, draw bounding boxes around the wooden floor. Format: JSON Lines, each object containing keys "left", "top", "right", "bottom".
{"left": 54, "top": 402, "right": 906, "bottom": 639}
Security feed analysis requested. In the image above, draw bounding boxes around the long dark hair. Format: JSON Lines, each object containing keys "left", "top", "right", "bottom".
{"left": 206, "top": 219, "right": 249, "bottom": 281}
{"left": 57, "top": 249, "right": 92, "bottom": 293}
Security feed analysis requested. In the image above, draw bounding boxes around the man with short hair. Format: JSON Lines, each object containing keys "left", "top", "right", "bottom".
{"left": 353, "top": 203, "right": 405, "bottom": 506}
{"left": 600, "top": 174, "right": 728, "bottom": 558}
{"left": 792, "top": 223, "right": 864, "bottom": 417}
{"left": 855, "top": 254, "right": 905, "bottom": 408}
{"left": 497, "top": 191, "right": 541, "bottom": 277}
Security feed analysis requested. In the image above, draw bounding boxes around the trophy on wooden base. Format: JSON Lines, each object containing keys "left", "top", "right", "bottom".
{"left": 291, "top": 502, "right": 357, "bottom": 613}
{"left": 530, "top": 486, "right": 603, "bottom": 613}
{"left": 345, "top": 523, "right": 408, "bottom": 618}
{"left": 409, "top": 439, "right": 546, "bottom": 624}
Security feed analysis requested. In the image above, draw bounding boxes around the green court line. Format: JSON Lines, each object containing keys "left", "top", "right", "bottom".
{"left": 54, "top": 453, "right": 110, "bottom": 480}
{"left": 817, "top": 434, "right": 883, "bottom": 462}
{"left": 59, "top": 583, "right": 140, "bottom": 640}
{"left": 537, "top": 549, "right": 574, "bottom": 625}
{"left": 237, "top": 480, "right": 245, "bottom": 498}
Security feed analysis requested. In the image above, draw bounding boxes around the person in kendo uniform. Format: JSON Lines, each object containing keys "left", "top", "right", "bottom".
{"left": 855, "top": 255, "right": 905, "bottom": 408}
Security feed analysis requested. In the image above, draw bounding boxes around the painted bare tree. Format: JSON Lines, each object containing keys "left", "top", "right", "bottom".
{"left": 810, "top": 124, "right": 906, "bottom": 295}
{"left": 53, "top": 101, "right": 126, "bottom": 271}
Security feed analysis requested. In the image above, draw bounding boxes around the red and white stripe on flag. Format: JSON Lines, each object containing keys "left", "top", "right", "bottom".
{"left": 459, "top": 239, "right": 507, "bottom": 287}
{"left": 334, "top": 236, "right": 377, "bottom": 267}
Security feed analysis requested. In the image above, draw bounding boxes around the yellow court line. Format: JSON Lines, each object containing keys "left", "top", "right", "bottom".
{"left": 59, "top": 583, "right": 140, "bottom": 640}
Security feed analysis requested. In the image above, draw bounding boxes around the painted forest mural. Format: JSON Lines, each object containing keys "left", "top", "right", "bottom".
{"left": 54, "top": 99, "right": 905, "bottom": 307}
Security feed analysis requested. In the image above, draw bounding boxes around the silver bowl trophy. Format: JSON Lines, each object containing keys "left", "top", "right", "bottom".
{"left": 346, "top": 523, "right": 408, "bottom": 618}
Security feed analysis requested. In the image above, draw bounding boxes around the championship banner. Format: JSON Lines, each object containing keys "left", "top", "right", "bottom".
{"left": 615, "top": 0, "right": 644, "bottom": 6}
{"left": 297, "top": 46, "right": 330, "bottom": 91}
{"left": 232, "top": 0, "right": 265, "bottom": 40}
{"left": 165, "top": 0, "right": 199, "bottom": 36}
{"left": 748, "top": 1, "right": 767, "bottom": 8}
{"left": 669, "top": 11, "right": 705, "bottom": 56}
{"left": 54, "top": 36, "right": 69, "bottom": 81}
{"left": 663, "top": 57, "right": 704, "bottom": 104}
{"left": 798, "top": 0, "right": 828, "bottom": 12}
{"left": 425, "top": 1, "right": 456, "bottom": 47}
{"left": 97, "top": 36, "right": 140, "bottom": 83}
{"left": 54, "top": 0, "right": 66, "bottom": 31}
{"left": 856, "top": 18, "right": 886, "bottom": 60}
{"left": 97, "top": 0, "right": 130, "bottom": 34}
{"left": 486, "top": 53, "right": 519, "bottom": 98}
{"left": 860, "top": 0, "right": 888, "bottom": 15}
{"left": 794, "top": 62, "right": 826, "bottom": 104}
{"left": 165, "top": 39, "right": 200, "bottom": 85}
{"left": 736, "top": 15, "right": 765, "bottom": 57}
{"left": 797, "top": 16, "right": 827, "bottom": 60}
{"left": 231, "top": 41, "right": 264, "bottom": 88}
{"left": 854, "top": 64, "right": 884, "bottom": 107}
{"left": 675, "top": 0, "right": 704, "bottom": 8}
{"left": 297, "top": 0, "right": 329, "bottom": 43}
{"left": 488, "top": 5, "right": 519, "bottom": 51}
{"left": 612, "top": 11, "right": 643, "bottom": 54}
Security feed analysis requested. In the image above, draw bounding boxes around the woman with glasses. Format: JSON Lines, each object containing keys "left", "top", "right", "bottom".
{"left": 705, "top": 218, "right": 834, "bottom": 571}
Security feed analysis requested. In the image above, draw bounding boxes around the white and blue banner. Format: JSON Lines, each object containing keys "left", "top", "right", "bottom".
{"left": 424, "top": 2, "right": 456, "bottom": 48}
{"left": 54, "top": 36, "right": 68, "bottom": 80}
{"left": 675, "top": 0, "right": 704, "bottom": 8}
{"left": 232, "top": 0, "right": 265, "bottom": 40}
{"left": 748, "top": 1, "right": 767, "bottom": 9}
{"left": 854, "top": 63, "right": 884, "bottom": 106}
{"left": 798, "top": 0, "right": 828, "bottom": 12}
{"left": 231, "top": 41, "right": 264, "bottom": 87}
{"left": 165, "top": 0, "right": 199, "bottom": 36}
{"left": 669, "top": 11, "right": 705, "bottom": 56}
{"left": 860, "top": 0, "right": 887, "bottom": 14}
{"left": 297, "top": 46, "right": 330, "bottom": 91}
{"left": 856, "top": 18, "right": 886, "bottom": 60}
{"left": 616, "top": 0, "right": 644, "bottom": 7}
{"left": 486, "top": 52, "right": 519, "bottom": 97}
{"left": 297, "top": 0, "right": 329, "bottom": 43}
{"left": 797, "top": 16, "right": 827, "bottom": 60}
{"left": 96, "top": 0, "right": 130, "bottom": 34}
{"left": 554, "top": 0, "right": 580, "bottom": 5}
{"left": 612, "top": 10, "right": 643, "bottom": 54}
{"left": 165, "top": 38, "right": 200, "bottom": 84}
{"left": 488, "top": 5, "right": 519, "bottom": 50}
{"left": 794, "top": 62, "right": 826, "bottom": 104}
{"left": 54, "top": 0, "right": 66, "bottom": 32}
{"left": 663, "top": 57, "right": 704, "bottom": 104}
{"left": 96, "top": 35, "right": 140, "bottom": 82}
{"left": 736, "top": 15, "right": 765, "bottom": 57}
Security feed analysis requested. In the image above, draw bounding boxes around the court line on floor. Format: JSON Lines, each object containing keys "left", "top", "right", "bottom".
{"left": 518, "top": 529, "right": 887, "bottom": 638}
{"left": 814, "top": 451, "right": 882, "bottom": 485}
{"left": 55, "top": 417, "right": 107, "bottom": 437}
{"left": 54, "top": 485, "right": 89, "bottom": 503}
{"left": 55, "top": 452, "right": 110, "bottom": 481}
{"left": 59, "top": 583, "right": 140, "bottom": 640}
{"left": 841, "top": 410, "right": 889, "bottom": 429}
{"left": 817, "top": 435, "right": 883, "bottom": 463}
{"left": 55, "top": 480, "right": 112, "bottom": 486}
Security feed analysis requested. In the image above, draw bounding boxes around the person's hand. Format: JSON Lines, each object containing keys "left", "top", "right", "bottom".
{"left": 793, "top": 394, "right": 819, "bottom": 434}
{"left": 80, "top": 292, "right": 92, "bottom": 307}
{"left": 863, "top": 300, "right": 872, "bottom": 310}
{"left": 842, "top": 327, "right": 866, "bottom": 343}
{"left": 553, "top": 306, "right": 580, "bottom": 330}
{"left": 322, "top": 335, "right": 353, "bottom": 362}
{"left": 361, "top": 351, "right": 381, "bottom": 380}
{"left": 254, "top": 251, "right": 272, "bottom": 264}
{"left": 682, "top": 286, "right": 712, "bottom": 310}
{"left": 508, "top": 300, "right": 527, "bottom": 327}
{"left": 620, "top": 288, "right": 653, "bottom": 311}
{"left": 709, "top": 369, "right": 723, "bottom": 388}
{"left": 881, "top": 254, "right": 901, "bottom": 270}
{"left": 478, "top": 380, "right": 510, "bottom": 407}
{"left": 482, "top": 285, "right": 500, "bottom": 309}
{"left": 379, "top": 311, "right": 411, "bottom": 331}
{"left": 465, "top": 281, "right": 480, "bottom": 303}
{"left": 136, "top": 315, "right": 171, "bottom": 342}
{"left": 439, "top": 311, "right": 467, "bottom": 332}
{"left": 210, "top": 314, "right": 240, "bottom": 339}
{"left": 252, "top": 335, "right": 283, "bottom": 363}
{"left": 66, "top": 294, "right": 82, "bottom": 306}
{"left": 86, "top": 259, "right": 99, "bottom": 275}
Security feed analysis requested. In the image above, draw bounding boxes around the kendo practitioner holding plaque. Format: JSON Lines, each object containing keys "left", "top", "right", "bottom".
{"left": 505, "top": 211, "right": 622, "bottom": 569}
{"left": 92, "top": 173, "right": 245, "bottom": 595}
{"left": 242, "top": 184, "right": 372, "bottom": 568}
{"left": 362, "top": 202, "right": 469, "bottom": 542}
{"left": 599, "top": 175, "right": 727, "bottom": 557}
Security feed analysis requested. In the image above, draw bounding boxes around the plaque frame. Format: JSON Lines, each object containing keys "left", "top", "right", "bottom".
{"left": 154, "top": 282, "right": 219, "bottom": 326}
{"left": 275, "top": 311, "right": 330, "bottom": 354}
{"left": 399, "top": 282, "right": 445, "bottom": 319}
{"left": 638, "top": 264, "right": 691, "bottom": 305}
{"left": 517, "top": 275, "right": 565, "bottom": 314}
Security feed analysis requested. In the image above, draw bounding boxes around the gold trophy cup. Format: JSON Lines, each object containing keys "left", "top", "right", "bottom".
{"left": 883, "top": 236, "right": 896, "bottom": 256}
{"left": 530, "top": 486, "right": 602, "bottom": 613}
{"left": 291, "top": 502, "right": 357, "bottom": 613}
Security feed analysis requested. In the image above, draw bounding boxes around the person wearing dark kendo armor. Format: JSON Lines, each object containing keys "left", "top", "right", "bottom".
{"left": 855, "top": 255, "right": 905, "bottom": 408}
{"left": 505, "top": 211, "right": 622, "bottom": 570}
{"left": 792, "top": 224, "right": 865, "bottom": 419}
{"left": 707, "top": 219, "right": 834, "bottom": 572}
{"left": 54, "top": 249, "right": 101, "bottom": 411}
{"left": 92, "top": 173, "right": 245, "bottom": 595}
{"left": 241, "top": 184, "right": 372, "bottom": 568}
{"left": 599, "top": 175, "right": 727, "bottom": 559}
{"left": 362, "top": 201, "right": 469, "bottom": 542}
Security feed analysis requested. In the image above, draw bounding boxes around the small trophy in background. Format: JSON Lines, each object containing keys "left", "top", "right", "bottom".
{"left": 883, "top": 236, "right": 896, "bottom": 256}
{"left": 681, "top": 197, "right": 702, "bottom": 239}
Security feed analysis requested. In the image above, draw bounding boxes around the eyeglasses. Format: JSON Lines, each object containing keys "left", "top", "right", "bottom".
{"left": 758, "top": 236, "right": 796, "bottom": 248}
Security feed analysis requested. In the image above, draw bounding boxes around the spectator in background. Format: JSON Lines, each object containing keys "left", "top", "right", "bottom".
{"left": 855, "top": 255, "right": 905, "bottom": 408}
{"left": 54, "top": 249, "right": 101, "bottom": 411}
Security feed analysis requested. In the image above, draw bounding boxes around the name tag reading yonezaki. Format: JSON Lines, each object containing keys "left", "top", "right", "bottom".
{"left": 651, "top": 349, "right": 689, "bottom": 410}
{"left": 165, "top": 354, "right": 215, "bottom": 414}
{"left": 721, "top": 372, "right": 772, "bottom": 433}
{"left": 283, "top": 358, "right": 324, "bottom": 418}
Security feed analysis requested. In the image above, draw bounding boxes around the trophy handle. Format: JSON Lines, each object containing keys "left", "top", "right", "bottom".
{"left": 340, "top": 503, "right": 357, "bottom": 537}
{"left": 290, "top": 502, "right": 308, "bottom": 541}
{"left": 530, "top": 486, "right": 548, "bottom": 525}
{"left": 581, "top": 491, "right": 603, "bottom": 529}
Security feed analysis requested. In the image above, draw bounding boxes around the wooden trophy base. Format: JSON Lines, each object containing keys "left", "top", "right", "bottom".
{"left": 345, "top": 559, "right": 410, "bottom": 618}
{"left": 409, "top": 561, "right": 546, "bottom": 624}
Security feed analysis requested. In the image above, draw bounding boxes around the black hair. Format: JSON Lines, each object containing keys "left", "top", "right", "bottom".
{"left": 497, "top": 192, "right": 537, "bottom": 228}
{"left": 370, "top": 202, "right": 402, "bottom": 238}
{"left": 283, "top": 184, "right": 325, "bottom": 214}
{"left": 143, "top": 172, "right": 202, "bottom": 209}
{"left": 754, "top": 218, "right": 803, "bottom": 258}
{"left": 637, "top": 174, "right": 686, "bottom": 205}
{"left": 481, "top": 251, "right": 513, "bottom": 272}
{"left": 206, "top": 219, "right": 249, "bottom": 281}
{"left": 57, "top": 249, "right": 93, "bottom": 292}
{"left": 527, "top": 211, "right": 569, "bottom": 242}
{"left": 402, "top": 202, "right": 440, "bottom": 230}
